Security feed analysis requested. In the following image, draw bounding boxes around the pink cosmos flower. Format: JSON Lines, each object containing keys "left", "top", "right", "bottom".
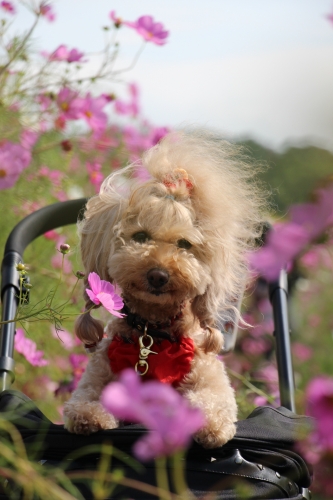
{"left": 20, "top": 129, "right": 39, "bottom": 150}
{"left": 39, "top": 2, "right": 55, "bottom": 22}
{"left": 249, "top": 185, "right": 333, "bottom": 281}
{"left": 51, "top": 327, "right": 80, "bottom": 350}
{"left": 72, "top": 93, "right": 108, "bottom": 137}
{"left": 114, "top": 83, "right": 140, "bottom": 117}
{"left": 49, "top": 169, "right": 63, "bottom": 186}
{"left": 86, "top": 161, "right": 103, "bottom": 193}
{"left": 70, "top": 353, "right": 89, "bottom": 389}
{"left": 48, "top": 44, "right": 68, "bottom": 61}
{"left": 47, "top": 45, "right": 84, "bottom": 63}
{"left": 241, "top": 336, "right": 270, "bottom": 356}
{"left": 101, "top": 369, "right": 205, "bottom": 460}
{"left": 86, "top": 272, "right": 124, "bottom": 317}
{"left": 248, "top": 222, "right": 310, "bottom": 281}
{"left": 109, "top": 10, "right": 123, "bottom": 28}
{"left": 56, "top": 87, "right": 80, "bottom": 121}
{"left": 67, "top": 48, "right": 85, "bottom": 63}
{"left": 123, "top": 125, "right": 152, "bottom": 158}
{"left": 255, "top": 364, "right": 279, "bottom": 392}
{"left": 14, "top": 329, "right": 48, "bottom": 367}
{"left": 0, "top": 140, "right": 31, "bottom": 189}
{"left": 36, "top": 93, "right": 52, "bottom": 111}
{"left": 253, "top": 390, "right": 280, "bottom": 408}
{"left": 125, "top": 15, "right": 169, "bottom": 45}
{"left": 326, "top": 10, "right": 333, "bottom": 25}
{"left": 292, "top": 342, "right": 313, "bottom": 362}
{"left": 0, "top": 1, "right": 15, "bottom": 14}
{"left": 300, "top": 248, "right": 320, "bottom": 269}
{"left": 43, "top": 229, "right": 61, "bottom": 241}
{"left": 306, "top": 377, "right": 333, "bottom": 452}
{"left": 53, "top": 190, "right": 68, "bottom": 202}
{"left": 148, "top": 126, "right": 169, "bottom": 146}
{"left": 290, "top": 185, "right": 333, "bottom": 240}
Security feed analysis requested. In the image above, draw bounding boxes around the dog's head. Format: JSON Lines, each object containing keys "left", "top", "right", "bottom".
{"left": 75, "top": 130, "right": 265, "bottom": 344}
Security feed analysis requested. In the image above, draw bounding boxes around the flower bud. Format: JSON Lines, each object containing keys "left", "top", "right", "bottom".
{"left": 60, "top": 243, "right": 70, "bottom": 254}
{"left": 16, "top": 263, "right": 26, "bottom": 271}
{"left": 75, "top": 271, "right": 85, "bottom": 279}
{"left": 61, "top": 140, "right": 72, "bottom": 152}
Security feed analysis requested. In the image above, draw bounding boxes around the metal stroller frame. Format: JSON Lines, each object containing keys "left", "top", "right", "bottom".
{"left": 0, "top": 199, "right": 311, "bottom": 499}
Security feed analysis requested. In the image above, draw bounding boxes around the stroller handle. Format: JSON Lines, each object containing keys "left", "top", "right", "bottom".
{"left": 4, "top": 198, "right": 87, "bottom": 257}
{"left": 0, "top": 198, "right": 87, "bottom": 390}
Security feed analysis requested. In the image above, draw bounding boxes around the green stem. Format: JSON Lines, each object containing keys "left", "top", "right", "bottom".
{"left": 114, "top": 41, "right": 146, "bottom": 75}
{"left": 155, "top": 456, "right": 172, "bottom": 500}
{"left": 171, "top": 451, "right": 192, "bottom": 499}
{"left": 0, "top": 15, "right": 40, "bottom": 76}
{"left": 227, "top": 367, "right": 275, "bottom": 403}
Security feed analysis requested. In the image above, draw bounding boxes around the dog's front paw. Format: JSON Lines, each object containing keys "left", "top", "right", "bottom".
{"left": 194, "top": 421, "right": 236, "bottom": 449}
{"left": 63, "top": 401, "right": 118, "bottom": 435}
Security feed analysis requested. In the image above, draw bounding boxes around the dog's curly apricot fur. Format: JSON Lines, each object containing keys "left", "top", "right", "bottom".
{"left": 63, "top": 130, "right": 265, "bottom": 448}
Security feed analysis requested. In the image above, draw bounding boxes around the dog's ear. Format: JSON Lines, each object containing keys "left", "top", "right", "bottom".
{"left": 75, "top": 191, "right": 125, "bottom": 345}
{"left": 79, "top": 194, "right": 124, "bottom": 281}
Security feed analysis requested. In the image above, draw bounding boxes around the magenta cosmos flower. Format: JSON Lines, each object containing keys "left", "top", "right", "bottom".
{"left": 290, "top": 185, "right": 333, "bottom": 240}
{"left": 306, "top": 377, "right": 333, "bottom": 452}
{"left": 0, "top": 140, "right": 31, "bottom": 189}
{"left": 15, "top": 329, "right": 48, "bottom": 367}
{"left": 0, "top": 1, "right": 15, "bottom": 14}
{"left": 126, "top": 15, "right": 169, "bottom": 45}
{"left": 101, "top": 369, "right": 205, "bottom": 461}
{"left": 86, "top": 272, "right": 124, "bottom": 317}
{"left": 20, "top": 129, "right": 39, "bottom": 150}
{"left": 71, "top": 93, "right": 108, "bottom": 137}
{"left": 56, "top": 87, "right": 81, "bottom": 122}
{"left": 109, "top": 10, "right": 124, "bottom": 28}
{"left": 48, "top": 45, "right": 85, "bottom": 63}
{"left": 39, "top": 2, "right": 55, "bottom": 22}
{"left": 248, "top": 221, "right": 310, "bottom": 281}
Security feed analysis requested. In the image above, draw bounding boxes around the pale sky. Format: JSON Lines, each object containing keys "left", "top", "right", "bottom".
{"left": 12, "top": 0, "right": 333, "bottom": 151}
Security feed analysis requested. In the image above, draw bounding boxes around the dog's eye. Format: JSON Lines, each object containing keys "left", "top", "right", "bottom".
{"left": 177, "top": 239, "right": 192, "bottom": 250}
{"left": 131, "top": 231, "right": 150, "bottom": 243}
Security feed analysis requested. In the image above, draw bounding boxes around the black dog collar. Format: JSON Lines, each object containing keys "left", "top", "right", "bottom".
{"left": 121, "top": 304, "right": 180, "bottom": 342}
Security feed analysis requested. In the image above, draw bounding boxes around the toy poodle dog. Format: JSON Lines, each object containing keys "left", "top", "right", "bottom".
{"left": 63, "top": 130, "right": 264, "bottom": 448}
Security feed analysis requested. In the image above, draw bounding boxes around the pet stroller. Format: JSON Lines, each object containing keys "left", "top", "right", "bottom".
{"left": 0, "top": 198, "right": 313, "bottom": 500}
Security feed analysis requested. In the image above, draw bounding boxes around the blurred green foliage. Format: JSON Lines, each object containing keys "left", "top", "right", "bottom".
{"left": 241, "top": 140, "right": 333, "bottom": 213}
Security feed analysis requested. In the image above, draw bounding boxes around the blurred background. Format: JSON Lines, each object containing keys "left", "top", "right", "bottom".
{"left": 11, "top": 0, "right": 333, "bottom": 211}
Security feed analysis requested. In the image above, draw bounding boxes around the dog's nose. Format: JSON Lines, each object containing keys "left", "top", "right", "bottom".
{"left": 147, "top": 268, "right": 169, "bottom": 288}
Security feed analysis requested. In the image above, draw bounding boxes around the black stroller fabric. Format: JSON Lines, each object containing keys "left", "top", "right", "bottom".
{"left": 0, "top": 389, "right": 312, "bottom": 499}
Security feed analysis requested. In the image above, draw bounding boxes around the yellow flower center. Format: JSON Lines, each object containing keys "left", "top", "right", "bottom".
{"left": 85, "top": 110, "right": 92, "bottom": 118}
{"left": 0, "top": 169, "right": 7, "bottom": 178}
{"left": 61, "top": 102, "right": 69, "bottom": 111}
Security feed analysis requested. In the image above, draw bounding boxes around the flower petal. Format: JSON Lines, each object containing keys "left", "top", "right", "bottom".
{"left": 98, "top": 292, "right": 124, "bottom": 317}
{"left": 86, "top": 288, "right": 99, "bottom": 305}
{"left": 87, "top": 272, "right": 101, "bottom": 294}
